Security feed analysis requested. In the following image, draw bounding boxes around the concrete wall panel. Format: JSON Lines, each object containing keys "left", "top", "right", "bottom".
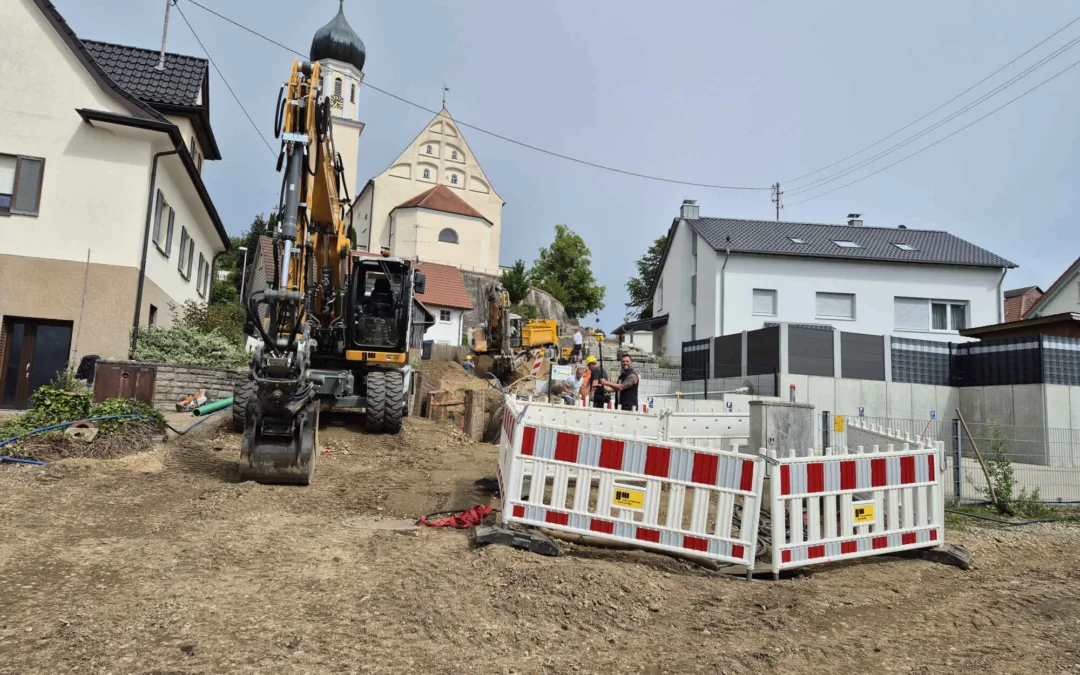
{"left": 887, "top": 382, "right": 912, "bottom": 419}
{"left": 936, "top": 386, "right": 961, "bottom": 425}
{"left": 834, "top": 377, "right": 861, "bottom": 415}
{"left": 1045, "top": 384, "right": 1073, "bottom": 429}
{"left": 911, "top": 384, "right": 938, "bottom": 422}
{"left": 960, "top": 387, "right": 985, "bottom": 423}
{"left": 808, "top": 376, "right": 836, "bottom": 414}
{"left": 860, "top": 380, "right": 889, "bottom": 418}
{"left": 1011, "top": 384, "right": 1044, "bottom": 428}
{"left": 1071, "top": 386, "right": 1080, "bottom": 430}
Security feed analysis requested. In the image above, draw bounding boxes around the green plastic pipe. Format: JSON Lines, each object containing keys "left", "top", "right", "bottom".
{"left": 192, "top": 397, "right": 233, "bottom": 416}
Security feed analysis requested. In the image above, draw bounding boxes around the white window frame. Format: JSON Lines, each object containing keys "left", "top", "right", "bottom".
{"left": 450, "top": 174, "right": 458, "bottom": 185}
{"left": 894, "top": 297, "right": 970, "bottom": 333}
{"left": 752, "top": 288, "right": 777, "bottom": 316}
{"left": 815, "top": 292, "right": 856, "bottom": 320}
{"left": 439, "top": 309, "right": 452, "bottom": 323}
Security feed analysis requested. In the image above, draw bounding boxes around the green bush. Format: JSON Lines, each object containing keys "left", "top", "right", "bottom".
{"left": 135, "top": 325, "right": 249, "bottom": 366}
{"left": 89, "top": 398, "right": 165, "bottom": 433}
{"left": 512, "top": 302, "right": 540, "bottom": 320}
{"left": 973, "top": 421, "right": 1054, "bottom": 518}
{"left": 175, "top": 299, "right": 247, "bottom": 347}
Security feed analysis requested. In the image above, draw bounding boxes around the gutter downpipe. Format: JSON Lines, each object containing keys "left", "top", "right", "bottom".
{"left": 719, "top": 248, "right": 731, "bottom": 336}
{"left": 131, "top": 148, "right": 180, "bottom": 358}
{"left": 996, "top": 267, "right": 1007, "bottom": 324}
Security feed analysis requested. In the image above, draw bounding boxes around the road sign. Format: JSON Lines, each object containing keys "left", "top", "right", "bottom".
{"left": 858, "top": 406, "right": 865, "bottom": 417}
{"left": 930, "top": 410, "right": 937, "bottom": 421}
{"left": 551, "top": 364, "right": 571, "bottom": 381}
{"left": 833, "top": 415, "right": 846, "bottom": 433}
{"left": 726, "top": 401, "right": 733, "bottom": 412}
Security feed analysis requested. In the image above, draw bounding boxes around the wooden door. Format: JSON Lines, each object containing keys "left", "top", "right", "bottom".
{"left": 0, "top": 318, "right": 73, "bottom": 410}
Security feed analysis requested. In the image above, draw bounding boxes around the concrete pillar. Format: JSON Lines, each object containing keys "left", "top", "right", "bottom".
{"left": 750, "top": 400, "right": 816, "bottom": 457}
{"left": 742, "top": 330, "right": 750, "bottom": 378}
{"left": 883, "top": 335, "right": 893, "bottom": 382}
{"left": 777, "top": 325, "right": 787, "bottom": 376}
{"left": 833, "top": 328, "right": 843, "bottom": 379}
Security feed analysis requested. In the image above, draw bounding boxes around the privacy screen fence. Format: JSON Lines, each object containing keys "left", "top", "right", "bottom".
{"left": 684, "top": 327, "right": 1080, "bottom": 389}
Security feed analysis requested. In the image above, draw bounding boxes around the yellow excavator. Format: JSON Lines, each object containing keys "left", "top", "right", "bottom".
{"left": 234, "top": 58, "right": 426, "bottom": 485}
{"left": 469, "top": 283, "right": 560, "bottom": 380}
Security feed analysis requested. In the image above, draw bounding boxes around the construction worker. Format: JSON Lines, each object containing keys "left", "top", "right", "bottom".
{"left": 561, "top": 365, "right": 586, "bottom": 405}
{"left": 462, "top": 354, "right": 475, "bottom": 375}
{"left": 585, "top": 355, "right": 610, "bottom": 408}
{"left": 571, "top": 326, "right": 583, "bottom": 362}
{"left": 601, "top": 353, "right": 639, "bottom": 411}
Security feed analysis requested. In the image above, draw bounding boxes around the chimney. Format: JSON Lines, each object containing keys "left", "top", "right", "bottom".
{"left": 846, "top": 213, "right": 863, "bottom": 227}
{"left": 680, "top": 199, "right": 700, "bottom": 220}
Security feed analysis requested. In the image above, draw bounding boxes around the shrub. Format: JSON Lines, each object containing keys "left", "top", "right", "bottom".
{"left": 175, "top": 299, "right": 247, "bottom": 347}
{"left": 512, "top": 302, "right": 539, "bottom": 320}
{"left": 973, "top": 421, "right": 1054, "bottom": 518}
{"left": 135, "top": 325, "right": 249, "bottom": 366}
{"left": 89, "top": 398, "right": 165, "bottom": 433}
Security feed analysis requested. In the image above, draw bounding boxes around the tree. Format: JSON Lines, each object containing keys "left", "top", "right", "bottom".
{"left": 529, "top": 224, "right": 605, "bottom": 318}
{"left": 625, "top": 234, "right": 668, "bottom": 320}
{"left": 501, "top": 259, "right": 530, "bottom": 305}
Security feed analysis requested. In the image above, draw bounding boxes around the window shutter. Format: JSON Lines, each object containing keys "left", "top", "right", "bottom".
{"left": 187, "top": 240, "right": 194, "bottom": 279}
{"left": 165, "top": 209, "right": 175, "bottom": 256}
{"left": 12, "top": 157, "right": 44, "bottom": 215}
{"left": 894, "top": 297, "right": 928, "bottom": 330}
{"left": 152, "top": 191, "right": 164, "bottom": 246}
{"left": 816, "top": 292, "right": 855, "bottom": 319}
{"left": 753, "top": 289, "right": 776, "bottom": 315}
{"left": 178, "top": 228, "right": 188, "bottom": 271}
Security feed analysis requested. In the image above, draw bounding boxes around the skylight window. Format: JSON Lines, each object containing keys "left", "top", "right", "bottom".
{"left": 789, "top": 237, "right": 807, "bottom": 244}
{"left": 893, "top": 243, "right": 917, "bottom": 251}
{"left": 833, "top": 240, "right": 860, "bottom": 248}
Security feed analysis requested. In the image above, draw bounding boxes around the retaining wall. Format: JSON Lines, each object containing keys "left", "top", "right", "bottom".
{"left": 101, "top": 360, "right": 244, "bottom": 411}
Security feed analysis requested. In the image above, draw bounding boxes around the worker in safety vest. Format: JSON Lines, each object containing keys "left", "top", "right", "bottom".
{"left": 462, "top": 354, "right": 475, "bottom": 375}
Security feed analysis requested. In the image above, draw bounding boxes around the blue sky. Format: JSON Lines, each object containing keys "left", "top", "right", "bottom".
{"left": 58, "top": 0, "right": 1080, "bottom": 330}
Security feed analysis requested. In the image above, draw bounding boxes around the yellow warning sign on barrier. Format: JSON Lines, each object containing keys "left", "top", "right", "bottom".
{"left": 833, "top": 415, "right": 846, "bottom": 433}
{"left": 612, "top": 486, "right": 645, "bottom": 510}
{"left": 853, "top": 503, "right": 875, "bottom": 524}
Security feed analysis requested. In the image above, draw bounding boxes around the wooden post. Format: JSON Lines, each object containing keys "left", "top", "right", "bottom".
{"left": 464, "top": 390, "right": 485, "bottom": 442}
{"left": 428, "top": 390, "right": 448, "bottom": 422}
{"left": 955, "top": 408, "right": 1013, "bottom": 516}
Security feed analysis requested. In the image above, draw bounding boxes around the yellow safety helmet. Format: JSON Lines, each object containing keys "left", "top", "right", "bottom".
{"left": 585, "top": 355, "right": 597, "bottom": 364}
{"left": 465, "top": 355, "right": 473, "bottom": 361}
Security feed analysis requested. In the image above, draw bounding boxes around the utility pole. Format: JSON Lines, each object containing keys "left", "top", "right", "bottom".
{"left": 771, "top": 182, "right": 783, "bottom": 221}
{"left": 155, "top": 0, "right": 172, "bottom": 71}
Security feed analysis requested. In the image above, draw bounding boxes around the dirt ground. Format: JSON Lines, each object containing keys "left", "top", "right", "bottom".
{"left": 2, "top": 415, "right": 1080, "bottom": 675}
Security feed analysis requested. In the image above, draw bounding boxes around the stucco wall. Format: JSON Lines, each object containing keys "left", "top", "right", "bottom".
{"left": 423, "top": 306, "right": 464, "bottom": 345}
{"left": 389, "top": 209, "right": 493, "bottom": 271}
{"left": 1032, "top": 270, "right": 1080, "bottom": 317}
{"left": 654, "top": 220, "right": 693, "bottom": 355}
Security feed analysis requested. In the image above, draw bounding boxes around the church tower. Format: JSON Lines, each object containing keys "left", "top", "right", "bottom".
{"left": 310, "top": 0, "right": 366, "bottom": 198}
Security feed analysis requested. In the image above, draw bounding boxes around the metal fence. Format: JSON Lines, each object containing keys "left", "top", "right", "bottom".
{"left": 823, "top": 413, "right": 1080, "bottom": 504}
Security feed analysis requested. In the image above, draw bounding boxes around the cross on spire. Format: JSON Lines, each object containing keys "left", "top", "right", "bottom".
{"left": 442, "top": 84, "right": 449, "bottom": 108}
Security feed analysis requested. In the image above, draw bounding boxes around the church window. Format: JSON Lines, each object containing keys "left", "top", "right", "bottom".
{"left": 423, "top": 168, "right": 431, "bottom": 179}
{"left": 426, "top": 145, "right": 433, "bottom": 155}
{"left": 451, "top": 150, "right": 458, "bottom": 160}
{"left": 438, "top": 228, "right": 459, "bottom": 244}
{"left": 350, "top": 84, "right": 356, "bottom": 103}
{"left": 334, "top": 78, "right": 343, "bottom": 97}
{"left": 450, "top": 174, "right": 458, "bottom": 185}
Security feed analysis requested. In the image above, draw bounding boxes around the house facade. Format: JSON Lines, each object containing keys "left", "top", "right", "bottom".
{"left": 651, "top": 201, "right": 1015, "bottom": 357}
{"left": 0, "top": 0, "right": 228, "bottom": 409}
{"left": 1023, "top": 256, "right": 1080, "bottom": 319}
{"left": 1004, "top": 286, "right": 1044, "bottom": 322}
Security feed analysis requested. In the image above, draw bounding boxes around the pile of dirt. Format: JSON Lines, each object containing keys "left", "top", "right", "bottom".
{"left": 416, "top": 360, "right": 490, "bottom": 392}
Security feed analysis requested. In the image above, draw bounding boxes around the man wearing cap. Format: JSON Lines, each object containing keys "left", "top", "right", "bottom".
{"left": 601, "top": 353, "right": 639, "bottom": 411}
{"left": 585, "top": 356, "right": 611, "bottom": 408}
{"left": 462, "top": 354, "right": 475, "bottom": 375}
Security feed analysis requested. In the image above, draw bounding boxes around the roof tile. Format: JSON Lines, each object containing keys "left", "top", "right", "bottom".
{"left": 392, "top": 184, "right": 490, "bottom": 224}
{"left": 83, "top": 40, "right": 206, "bottom": 107}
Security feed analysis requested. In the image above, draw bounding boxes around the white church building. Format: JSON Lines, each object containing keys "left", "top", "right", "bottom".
{"left": 310, "top": 2, "right": 505, "bottom": 276}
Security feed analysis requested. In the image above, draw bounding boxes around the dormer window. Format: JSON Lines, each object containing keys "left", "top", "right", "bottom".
{"left": 833, "top": 240, "right": 860, "bottom": 248}
{"left": 893, "top": 243, "right": 917, "bottom": 251}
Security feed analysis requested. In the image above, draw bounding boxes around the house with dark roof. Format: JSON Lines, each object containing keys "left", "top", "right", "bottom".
{"left": 1022, "top": 256, "right": 1080, "bottom": 320}
{"left": 0, "top": 0, "right": 229, "bottom": 409}
{"left": 650, "top": 200, "right": 1016, "bottom": 357}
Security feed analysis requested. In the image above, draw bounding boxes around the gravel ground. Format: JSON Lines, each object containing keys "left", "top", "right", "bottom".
{"left": 1, "top": 415, "right": 1079, "bottom": 675}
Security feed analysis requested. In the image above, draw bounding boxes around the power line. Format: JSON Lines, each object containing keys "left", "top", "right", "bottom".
{"left": 785, "top": 12, "right": 1080, "bottom": 186}
{"left": 183, "top": 0, "right": 769, "bottom": 191}
{"left": 786, "top": 55, "right": 1080, "bottom": 207}
{"left": 174, "top": 2, "right": 277, "bottom": 158}
{"left": 786, "top": 31, "right": 1080, "bottom": 196}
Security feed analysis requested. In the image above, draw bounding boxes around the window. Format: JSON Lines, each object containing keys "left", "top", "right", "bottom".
{"left": 451, "top": 150, "right": 458, "bottom": 160}
{"left": 0, "top": 153, "right": 45, "bottom": 216}
{"left": 833, "top": 240, "right": 860, "bottom": 248}
{"left": 149, "top": 305, "right": 158, "bottom": 326}
{"left": 422, "top": 168, "right": 430, "bottom": 179}
{"left": 657, "top": 279, "right": 663, "bottom": 310}
{"left": 893, "top": 243, "right": 917, "bottom": 251}
{"left": 438, "top": 228, "right": 459, "bottom": 244}
{"left": 426, "top": 145, "right": 433, "bottom": 155}
{"left": 197, "top": 253, "right": 208, "bottom": 297}
{"left": 152, "top": 190, "right": 175, "bottom": 256}
{"left": 350, "top": 83, "right": 356, "bottom": 103}
{"left": 450, "top": 174, "right": 458, "bottom": 185}
{"left": 789, "top": 237, "right": 807, "bottom": 244}
{"left": 178, "top": 228, "right": 194, "bottom": 280}
{"left": 815, "top": 292, "right": 855, "bottom": 320}
{"left": 894, "top": 297, "right": 969, "bottom": 331}
{"left": 439, "top": 309, "right": 451, "bottom": 322}
{"left": 334, "top": 78, "right": 343, "bottom": 97}
{"left": 752, "top": 288, "right": 777, "bottom": 316}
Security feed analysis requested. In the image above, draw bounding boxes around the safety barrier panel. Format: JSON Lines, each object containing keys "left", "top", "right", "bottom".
{"left": 767, "top": 438, "right": 945, "bottom": 574}
{"left": 499, "top": 395, "right": 766, "bottom": 568}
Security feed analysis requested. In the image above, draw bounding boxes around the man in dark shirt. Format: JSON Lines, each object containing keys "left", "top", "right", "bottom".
{"left": 586, "top": 356, "right": 610, "bottom": 408}
{"left": 601, "top": 354, "right": 639, "bottom": 411}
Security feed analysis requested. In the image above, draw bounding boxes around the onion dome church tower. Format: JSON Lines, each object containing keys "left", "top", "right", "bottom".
{"left": 310, "top": 0, "right": 366, "bottom": 197}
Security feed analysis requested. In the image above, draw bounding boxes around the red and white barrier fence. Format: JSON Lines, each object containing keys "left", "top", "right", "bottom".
{"left": 767, "top": 438, "right": 945, "bottom": 576}
{"left": 499, "top": 396, "right": 766, "bottom": 568}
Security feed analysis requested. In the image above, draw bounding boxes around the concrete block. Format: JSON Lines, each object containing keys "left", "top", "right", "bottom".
{"left": 750, "top": 401, "right": 815, "bottom": 457}
{"left": 959, "top": 387, "right": 984, "bottom": 424}
{"left": 887, "top": 382, "right": 912, "bottom": 419}
{"left": 936, "top": 386, "right": 960, "bottom": 424}
{"left": 1072, "top": 386, "right": 1080, "bottom": 430}
{"left": 910, "top": 384, "right": 937, "bottom": 422}
{"left": 860, "top": 380, "right": 888, "bottom": 418}
{"left": 807, "top": 376, "right": 836, "bottom": 414}
{"left": 983, "top": 386, "right": 1016, "bottom": 427}
{"left": 1011, "top": 385, "right": 1043, "bottom": 428}
{"left": 1045, "top": 385, "right": 1073, "bottom": 429}
{"left": 833, "top": 378, "right": 861, "bottom": 416}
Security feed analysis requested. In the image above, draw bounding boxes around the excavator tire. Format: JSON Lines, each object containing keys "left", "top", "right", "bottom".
{"left": 384, "top": 370, "right": 404, "bottom": 434}
{"left": 232, "top": 376, "right": 256, "bottom": 431}
{"left": 364, "top": 371, "right": 386, "bottom": 433}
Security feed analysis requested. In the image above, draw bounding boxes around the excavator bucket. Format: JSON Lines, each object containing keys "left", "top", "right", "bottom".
{"left": 239, "top": 400, "right": 320, "bottom": 485}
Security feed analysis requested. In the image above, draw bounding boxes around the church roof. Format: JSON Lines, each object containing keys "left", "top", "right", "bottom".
{"left": 310, "top": 1, "right": 366, "bottom": 72}
{"left": 392, "top": 184, "right": 492, "bottom": 224}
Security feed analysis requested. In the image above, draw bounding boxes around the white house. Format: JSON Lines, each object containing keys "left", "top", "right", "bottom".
{"left": 650, "top": 201, "right": 1015, "bottom": 357}
{"left": 611, "top": 323, "right": 655, "bottom": 353}
{"left": 0, "top": 0, "right": 229, "bottom": 409}
{"left": 1023, "top": 255, "right": 1080, "bottom": 319}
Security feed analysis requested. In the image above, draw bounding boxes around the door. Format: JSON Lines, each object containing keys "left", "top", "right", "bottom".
{"left": 0, "top": 318, "right": 73, "bottom": 409}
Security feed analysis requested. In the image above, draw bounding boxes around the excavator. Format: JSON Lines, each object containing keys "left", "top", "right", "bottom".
{"left": 234, "top": 58, "right": 426, "bottom": 485}
{"left": 469, "top": 283, "right": 560, "bottom": 380}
